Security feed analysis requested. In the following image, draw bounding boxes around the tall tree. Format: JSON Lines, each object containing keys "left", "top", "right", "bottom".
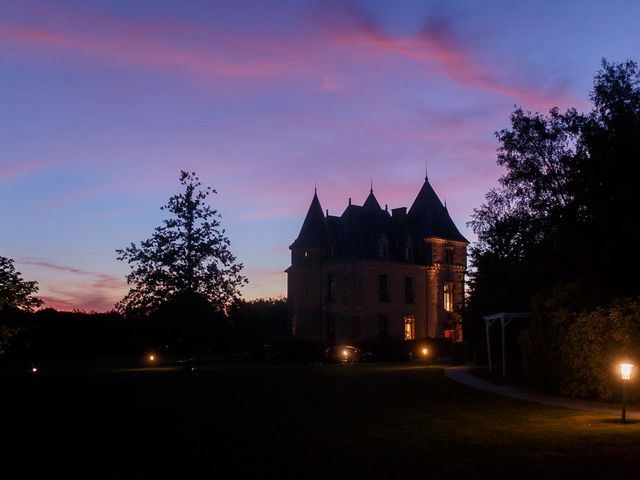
{"left": 0, "top": 256, "right": 43, "bottom": 354}
{"left": 468, "top": 59, "right": 640, "bottom": 316}
{"left": 116, "top": 171, "right": 247, "bottom": 317}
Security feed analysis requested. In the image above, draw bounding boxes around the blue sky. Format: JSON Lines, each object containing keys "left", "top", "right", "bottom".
{"left": 1, "top": 0, "right": 638, "bottom": 310}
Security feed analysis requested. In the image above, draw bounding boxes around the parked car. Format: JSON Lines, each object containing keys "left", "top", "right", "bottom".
{"left": 324, "top": 345, "right": 372, "bottom": 364}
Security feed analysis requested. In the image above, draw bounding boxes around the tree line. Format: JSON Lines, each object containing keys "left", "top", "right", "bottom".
{"left": 1, "top": 171, "right": 288, "bottom": 360}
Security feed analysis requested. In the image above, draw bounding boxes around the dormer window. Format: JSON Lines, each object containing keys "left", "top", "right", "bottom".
{"left": 304, "top": 250, "right": 310, "bottom": 258}
{"left": 379, "top": 242, "right": 387, "bottom": 259}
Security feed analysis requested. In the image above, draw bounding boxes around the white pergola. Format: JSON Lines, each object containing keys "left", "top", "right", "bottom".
{"left": 483, "top": 312, "right": 531, "bottom": 377}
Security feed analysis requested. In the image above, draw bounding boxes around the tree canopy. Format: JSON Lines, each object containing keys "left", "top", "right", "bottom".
{"left": 0, "top": 255, "right": 43, "bottom": 354}
{"left": 0, "top": 256, "right": 43, "bottom": 313}
{"left": 468, "top": 59, "right": 640, "bottom": 316}
{"left": 116, "top": 171, "right": 247, "bottom": 317}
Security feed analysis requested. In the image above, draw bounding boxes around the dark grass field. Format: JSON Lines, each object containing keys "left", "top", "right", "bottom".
{"left": 4, "top": 360, "right": 640, "bottom": 479}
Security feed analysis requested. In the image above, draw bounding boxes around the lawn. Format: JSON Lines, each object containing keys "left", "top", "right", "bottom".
{"left": 3, "top": 360, "right": 640, "bottom": 479}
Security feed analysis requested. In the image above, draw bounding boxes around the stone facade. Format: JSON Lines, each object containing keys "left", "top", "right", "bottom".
{"left": 286, "top": 176, "right": 468, "bottom": 344}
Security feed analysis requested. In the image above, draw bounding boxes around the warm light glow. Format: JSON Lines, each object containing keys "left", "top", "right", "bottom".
{"left": 32, "top": 367, "right": 38, "bottom": 373}
{"left": 444, "top": 283, "right": 454, "bottom": 312}
{"left": 422, "top": 348, "right": 428, "bottom": 356}
{"left": 404, "top": 316, "right": 415, "bottom": 340}
{"left": 342, "top": 350, "right": 349, "bottom": 357}
{"left": 620, "top": 363, "right": 634, "bottom": 380}
{"left": 149, "top": 354, "right": 156, "bottom": 362}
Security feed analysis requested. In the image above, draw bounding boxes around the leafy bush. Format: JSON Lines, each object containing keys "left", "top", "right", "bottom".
{"left": 521, "top": 290, "right": 640, "bottom": 401}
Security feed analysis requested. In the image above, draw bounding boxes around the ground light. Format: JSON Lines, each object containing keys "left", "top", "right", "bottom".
{"left": 619, "top": 362, "right": 633, "bottom": 424}
{"left": 420, "top": 347, "right": 429, "bottom": 362}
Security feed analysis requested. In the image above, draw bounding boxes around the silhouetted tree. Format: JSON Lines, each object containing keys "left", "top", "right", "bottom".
{"left": 116, "top": 171, "right": 247, "bottom": 318}
{"left": 468, "top": 59, "right": 640, "bottom": 317}
{"left": 0, "top": 256, "right": 43, "bottom": 354}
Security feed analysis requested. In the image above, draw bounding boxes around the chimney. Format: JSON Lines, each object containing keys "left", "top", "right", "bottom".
{"left": 392, "top": 207, "right": 407, "bottom": 217}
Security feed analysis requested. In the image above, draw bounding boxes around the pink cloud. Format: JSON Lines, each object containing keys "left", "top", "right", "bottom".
{"left": 242, "top": 268, "right": 287, "bottom": 300}
{"left": 17, "top": 257, "right": 127, "bottom": 312}
{"left": 0, "top": 160, "right": 45, "bottom": 182}
{"left": 0, "top": 3, "right": 306, "bottom": 83}
{"left": 319, "top": 4, "right": 580, "bottom": 111}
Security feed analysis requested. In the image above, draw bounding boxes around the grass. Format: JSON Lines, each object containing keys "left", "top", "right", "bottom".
{"left": 3, "top": 360, "right": 640, "bottom": 479}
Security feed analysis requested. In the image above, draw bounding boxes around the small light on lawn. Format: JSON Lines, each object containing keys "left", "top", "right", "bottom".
{"left": 32, "top": 367, "right": 37, "bottom": 373}
{"left": 422, "top": 348, "right": 428, "bottom": 356}
{"left": 149, "top": 354, "right": 155, "bottom": 362}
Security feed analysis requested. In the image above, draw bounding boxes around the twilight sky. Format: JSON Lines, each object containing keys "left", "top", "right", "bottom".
{"left": 1, "top": 0, "right": 639, "bottom": 312}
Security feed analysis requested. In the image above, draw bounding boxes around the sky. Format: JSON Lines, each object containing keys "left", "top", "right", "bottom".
{"left": 1, "top": 0, "right": 639, "bottom": 312}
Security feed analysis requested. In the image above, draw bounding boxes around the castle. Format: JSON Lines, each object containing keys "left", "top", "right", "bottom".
{"left": 286, "top": 174, "right": 468, "bottom": 345}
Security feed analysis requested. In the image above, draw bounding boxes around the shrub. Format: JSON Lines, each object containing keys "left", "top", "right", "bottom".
{"left": 521, "top": 289, "right": 640, "bottom": 401}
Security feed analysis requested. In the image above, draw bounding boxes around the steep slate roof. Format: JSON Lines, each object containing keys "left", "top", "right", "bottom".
{"left": 407, "top": 177, "right": 469, "bottom": 243}
{"left": 290, "top": 191, "right": 329, "bottom": 248}
{"left": 329, "top": 204, "right": 395, "bottom": 258}
{"left": 362, "top": 189, "right": 382, "bottom": 210}
{"left": 291, "top": 177, "right": 468, "bottom": 255}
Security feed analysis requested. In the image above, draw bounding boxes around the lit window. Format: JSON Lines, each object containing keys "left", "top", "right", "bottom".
{"left": 444, "top": 283, "right": 453, "bottom": 312}
{"left": 404, "top": 316, "right": 415, "bottom": 340}
{"left": 304, "top": 250, "right": 309, "bottom": 258}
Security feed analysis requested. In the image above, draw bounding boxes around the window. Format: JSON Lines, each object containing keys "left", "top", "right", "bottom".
{"left": 327, "top": 315, "right": 336, "bottom": 341}
{"left": 404, "top": 246, "right": 411, "bottom": 261}
{"left": 444, "top": 283, "right": 453, "bottom": 312}
{"left": 404, "top": 277, "right": 414, "bottom": 303}
{"left": 379, "top": 242, "right": 387, "bottom": 258}
{"left": 379, "top": 315, "right": 389, "bottom": 339}
{"left": 327, "top": 274, "right": 336, "bottom": 302}
{"left": 404, "top": 316, "right": 415, "bottom": 340}
{"left": 303, "top": 250, "right": 309, "bottom": 258}
{"left": 378, "top": 275, "right": 389, "bottom": 302}
{"left": 445, "top": 248, "right": 454, "bottom": 265}
{"left": 443, "top": 329, "right": 455, "bottom": 339}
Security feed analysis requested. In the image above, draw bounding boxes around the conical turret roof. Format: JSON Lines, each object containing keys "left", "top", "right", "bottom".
{"left": 407, "top": 177, "right": 468, "bottom": 243}
{"left": 290, "top": 191, "right": 329, "bottom": 248}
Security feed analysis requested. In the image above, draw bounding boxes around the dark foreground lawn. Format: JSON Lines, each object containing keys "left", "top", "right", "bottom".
{"left": 3, "top": 361, "right": 640, "bottom": 479}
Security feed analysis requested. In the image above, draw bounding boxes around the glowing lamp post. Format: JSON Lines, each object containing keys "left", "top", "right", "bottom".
{"left": 619, "top": 363, "right": 633, "bottom": 424}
